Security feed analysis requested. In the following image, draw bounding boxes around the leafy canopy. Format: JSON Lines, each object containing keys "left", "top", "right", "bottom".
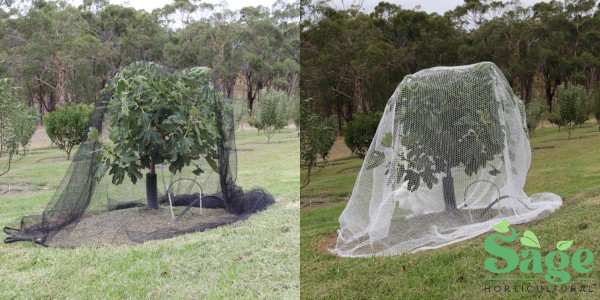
{"left": 556, "top": 82, "right": 588, "bottom": 139}
{"left": 343, "top": 111, "right": 382, "bottom": 158}
{"left": 46, "top": 103, "right": 93, "bottom": 159}
{"left": 259, "top": 88, "right": 289, "bottom": 143}
{"left": 300, "top": 98, "right": 336, "bottom": 189}
{"left": 92, "top": 62, "right": 220, "bottom": 185}
{"left": 0, "top": 78, "right": 38, "bottom": 175}
{"left": 390, "top": 64, "right": 506, "bottom": 191}
{"left": 525, "top": 93, "right": 546, "bottom": 137}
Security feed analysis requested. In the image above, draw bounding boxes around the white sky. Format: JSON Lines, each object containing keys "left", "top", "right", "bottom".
{"left": 68, "top": 0, "right": 279, "bottom": 12}
{"left": 332, "top": 0, "right": 551, "bottom": 14}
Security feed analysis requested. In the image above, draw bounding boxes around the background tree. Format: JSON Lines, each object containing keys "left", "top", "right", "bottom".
{"left": 0, "top": 1, "right": 299, "bottom": 126}
{"left": 233, "top": 96, "right": 248, "bottom": 130}
{"left": 343, "top": 111, "right": 382, "bottom": 158}
{"left": 300, "top": 98, "right": 335, "bottom": 189}
{"left": 45, "top": 103, "right": 93, "bottom": 159}
{"left": 301, "top": 0, "right": 600, "bottom": 128}
{"left": 526, "top": 93, "right": 547, "bottom": 136}
{"left": 0, "top": 78, "right": 38, "bottom": 176}
{"left": 259, "top": 88, "right": 288, "bottom": 143}
{"left": 556, "top": 82, "right": 589, "bottom": 139}
{"left": 593, "top": 87, "right": 600, "bottom": 130}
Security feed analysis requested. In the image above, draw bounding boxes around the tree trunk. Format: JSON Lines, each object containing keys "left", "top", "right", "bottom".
{"left": 146, "top": 162, "right": 158, "bottom": 209}
{"left": 442, "top": 166, "right": 457, "bottom": 211}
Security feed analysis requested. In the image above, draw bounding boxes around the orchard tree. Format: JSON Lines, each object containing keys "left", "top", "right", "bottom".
{"left": 259, "top": 88, "right": 288, "bottom": 143}
{"left": 300, "top": 98, "right": 336, "bottom": 189}
{"left": 525, "top": 93, "right": 546, "bottom": 136}
{"left": 46, "top": 103, "right": 93, "bottom": 159}
{"left": 91, "top": 62, "right": 220, "bottom": 209}
{"left": 593, "top": 88, "right": 600, "bottom": 131}
{"left": 556, "top": 82, "right": 588, "bottom": 139}
{"left": 0, "top": 78, "right": 38, "bottom": 176}
{"left": 233, "top": 96, "right": 248, "bottom": 130}
{"left": 247, "top": 101, "right": 264, "bottom": 134}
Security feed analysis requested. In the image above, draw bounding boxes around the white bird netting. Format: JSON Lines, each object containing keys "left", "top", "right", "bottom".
{"left": 332, "top": 62, "right": 562, "bottom": 257}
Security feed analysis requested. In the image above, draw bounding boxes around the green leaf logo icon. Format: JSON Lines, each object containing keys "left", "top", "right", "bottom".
{"left": 520, "top": 231, "right": 541, "bottom": 248}
{"left": 556, "top": 240, "right": 573, "bottom": 251}
{"left": 492, "top": 220, "right": 510, "bottom": 233}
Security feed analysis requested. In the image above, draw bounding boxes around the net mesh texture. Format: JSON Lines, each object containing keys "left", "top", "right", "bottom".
{"left": 3, "top": 62, "right": 274, "bottom": 247}
{"left": 332, "top": 62, "right": 562, "bottom": 257}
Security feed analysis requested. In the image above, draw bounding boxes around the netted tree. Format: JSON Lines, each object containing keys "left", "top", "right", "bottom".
{"left": 394, "top": 63, "right": 505, "bottom": 211}
{"left": 4, "top": 62, "right": 275, "bottom": 247}
{"left": 91, "top": 63, "right": 220, "bottom": 209}
{"left": 333, "top": 62, "right": 562, "bottom": 257}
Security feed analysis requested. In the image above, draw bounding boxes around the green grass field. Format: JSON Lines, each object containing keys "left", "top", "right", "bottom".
{"left": 0, "top": 129, "right": 299, "bottom": 299}
{"left": 301, "top": 123, "right": 600, "bottom": 299}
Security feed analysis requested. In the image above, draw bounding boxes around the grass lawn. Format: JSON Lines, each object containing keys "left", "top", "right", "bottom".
{"left": 0, "top": 129, "right": 299, "bottom": 299}
{"left": 301, "top": 123, "right": 600, "bottom": 299}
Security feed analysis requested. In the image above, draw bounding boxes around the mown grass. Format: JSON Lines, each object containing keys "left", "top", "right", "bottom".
{"left": 300, "top": 123, "right": 600, "bottom": 299}
{"left": 0, "top": 129, "right": 299, "bottom": 299}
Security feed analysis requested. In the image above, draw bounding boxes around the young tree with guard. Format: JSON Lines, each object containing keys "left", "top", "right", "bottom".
{"left": 91, "top": 63, "right": 220, "bottom": 209}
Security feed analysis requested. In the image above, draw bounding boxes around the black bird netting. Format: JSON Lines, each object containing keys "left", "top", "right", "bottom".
{"left": 3, "top": 62, "right": 274, "bottom": 248}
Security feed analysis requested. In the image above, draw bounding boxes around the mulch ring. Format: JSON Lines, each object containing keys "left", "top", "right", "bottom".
{"left": 47, "top": 207, "right": 243, "bottom": 248}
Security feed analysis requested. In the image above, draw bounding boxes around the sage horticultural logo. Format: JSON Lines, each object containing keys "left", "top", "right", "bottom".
{"left": 483, "top": 220, "right": 595, "bottom": 294}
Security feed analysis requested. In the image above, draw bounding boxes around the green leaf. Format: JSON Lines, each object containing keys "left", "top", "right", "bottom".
{"left": 520, "top": 231, "right": 541, "bottom": 248}
{"left": 381, "top": 132, "right": 393, "bottom": 148}
{"left": 120, "top": 153, "right": 138, "bottom": 163}
{"left": 556, "top": 240, "right": 573, "bottom": 251}
{"left": 87, "top": 127, "right": 99, "bottom": 142}
{"left": 205, "top": 157, "right": 218, "bottom": 173}
{"left": 365, "top": 151, "right": 385, "bottom": 170}
{"left": 492, "top": 220, "right": 510, "bottom": 233}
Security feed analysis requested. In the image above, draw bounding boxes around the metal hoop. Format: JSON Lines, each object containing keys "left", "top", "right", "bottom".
{"left": 165, "top": 178, "right": 203, "bottom": 221}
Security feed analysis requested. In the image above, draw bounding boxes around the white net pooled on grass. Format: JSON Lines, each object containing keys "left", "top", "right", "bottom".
{"left": 332, "top": 62, "right": 562, "bottom": 257}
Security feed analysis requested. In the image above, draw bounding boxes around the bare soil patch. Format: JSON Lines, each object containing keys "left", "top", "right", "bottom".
{"left": 532, "top": 145, "right": 555, "bottom": 150}
{"left": 37, "top": 156, "right": 69, "bottom": 163}
{"left": 314, "top": 231, "right": 338, "bottom": 255}
{"left": 337, "top": 166, "right": 361, "bottom": 174}
{"left": 301, "top": 197, "right": 347, "bottom": 210}
{"left": 0, "top": 182, "right": 51, "bottom": 198}
{"left": 252, "top": 138, "right": 298, "bottom": 145}
{"left": 29, "top": 126, "right": 53, "bottom": 149}
{"left": 319, "top": 137, "right": 352, "bottom": 161}
{"left": 48, "top": 207, "right": 240, "bottom": 247}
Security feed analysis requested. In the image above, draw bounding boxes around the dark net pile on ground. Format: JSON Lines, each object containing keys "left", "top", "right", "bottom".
{"left": 333, "top": 62, "right": 562, "bottom": 258}
{"left": 3, "top": 63, "right": 274, "bottom": 247}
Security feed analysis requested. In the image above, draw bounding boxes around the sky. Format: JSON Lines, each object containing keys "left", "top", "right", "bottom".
{"left": 331, "top": 0, "right": 550, "bottom": 14}
{"left": 68, "top": 0, "right": 280, "bottom": 12}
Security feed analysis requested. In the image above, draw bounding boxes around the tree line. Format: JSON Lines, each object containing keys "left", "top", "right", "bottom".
{"left": 301, "top": 0, "right": 600, "bottom": 134}
{"left": 0, "top": 0, "right": 299, "bottom": 123}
